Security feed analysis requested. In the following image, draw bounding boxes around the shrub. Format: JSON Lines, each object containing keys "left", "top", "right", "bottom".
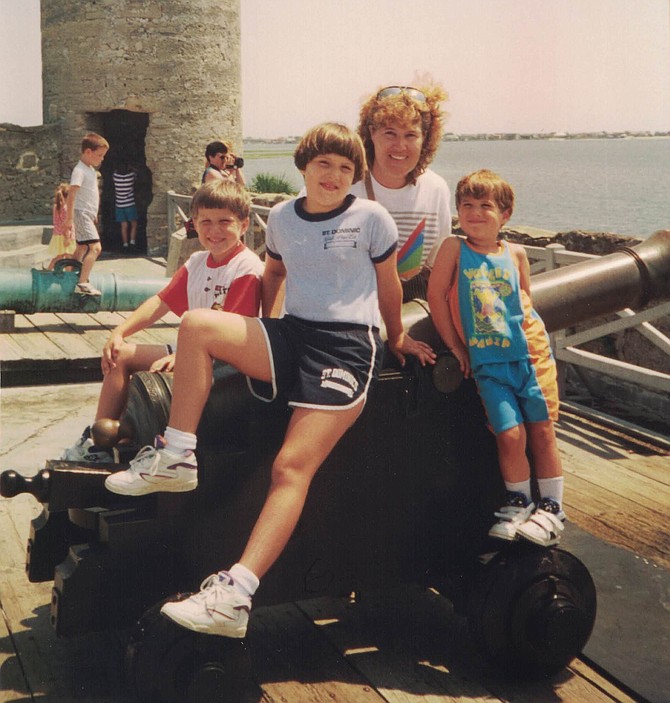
{"left": 250, "top": 172, "right": 297, "bottom": 195}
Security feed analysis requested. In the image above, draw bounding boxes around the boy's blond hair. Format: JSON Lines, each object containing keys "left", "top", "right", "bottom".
{"left": 456, "top": 169, "right": 515, "bottom": 214}
{"left": 293, "top": 123, "right": 367, "bottom": 184}
{"left": 358, "top": 84, "right": 448, "bottom": 185}
{"left": 81, "top": 132, "right": 110, "bottom": 152}
{"left": 191, "top": 180, "right": 251, "bottom": 221}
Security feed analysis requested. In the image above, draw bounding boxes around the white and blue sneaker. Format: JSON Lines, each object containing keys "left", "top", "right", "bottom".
{"left": 161, "top": 571, "right": 251, "bottom": 638}
{"left": 104, "top": 436, "right": 198, "bottom": 496}
{"left": 61, "top": 427, "right": 113, "bottom": 463}
{"left": 517, "top": 497, "right": 566, "bottom": 547}
{"left": 488, "top": 491, "right": 535, "bottom": 542}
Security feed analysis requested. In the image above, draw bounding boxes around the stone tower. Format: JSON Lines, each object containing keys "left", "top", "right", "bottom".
{"left": 41, "top": 0, "right": 242, "bottom": 254}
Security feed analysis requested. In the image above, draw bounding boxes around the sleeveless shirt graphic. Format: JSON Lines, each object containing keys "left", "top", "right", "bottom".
{"left": 456, "top": 240, "right": 529, "bottom": 367}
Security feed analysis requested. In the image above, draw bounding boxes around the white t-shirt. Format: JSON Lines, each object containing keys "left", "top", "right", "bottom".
{"left": 265, "top": 195, "right": 397, "bottom": 327}
{"left": 70, "top": 160, "right": 100, "bottom": 215}
{"left": 350, "top": 168, "right": 452, "bottom": 280}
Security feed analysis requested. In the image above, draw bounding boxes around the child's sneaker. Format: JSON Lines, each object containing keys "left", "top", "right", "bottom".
{"left": 104, "top": 436, "right": 198, "bottom": 496}
{"left": 61, "top": 427, "right": 113, "bottom": 463}
{"left": 488, "top": 491, "right": 535, "bottom": 541}
{"left": 76, "top": 282, "right": 102, "bottom": 296}
{"left": 516, "top": 497, "right": 566, "bottom": 547}
{"left": 161, "top": 571, "right": 251, "bottom": 638}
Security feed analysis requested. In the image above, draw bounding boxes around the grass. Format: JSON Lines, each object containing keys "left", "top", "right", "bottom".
{"left": 249, "top": 172, "right": 297, "bottom": 195}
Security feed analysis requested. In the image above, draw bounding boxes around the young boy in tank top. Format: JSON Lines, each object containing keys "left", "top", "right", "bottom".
{"left": 428, "top": 169, "right": 565, "bottom": 548}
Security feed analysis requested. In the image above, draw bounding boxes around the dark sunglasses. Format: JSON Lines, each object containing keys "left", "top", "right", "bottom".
{"left": 376, "top": 86, "right": 427, "bottom": 102}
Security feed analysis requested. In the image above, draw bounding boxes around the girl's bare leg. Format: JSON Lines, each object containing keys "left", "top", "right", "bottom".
{"left": 239, "top": 403, "right": 362, "bottom": 579}
{"left": 167, "top": 309, "right": 273, "bottom": 433}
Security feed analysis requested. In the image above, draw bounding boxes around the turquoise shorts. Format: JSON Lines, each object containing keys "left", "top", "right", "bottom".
{"left": 474, "top": 359, "right": 552, "bottom": 434}
{"left": 115, "top": 205, "right": 138, "bottom": 222}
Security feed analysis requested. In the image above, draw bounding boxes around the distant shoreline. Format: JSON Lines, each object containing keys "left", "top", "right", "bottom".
{"left": 245, "top": 131, "right": 670, "bottom": 144}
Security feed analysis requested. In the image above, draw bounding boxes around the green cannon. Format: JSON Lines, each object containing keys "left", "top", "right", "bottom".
{"left": 0, "top": 259, "right": 165, "bottom": 315}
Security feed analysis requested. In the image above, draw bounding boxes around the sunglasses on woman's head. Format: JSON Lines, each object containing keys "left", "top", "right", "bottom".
{"left": 376, "top": 86, "right": 427, "bottom": 102}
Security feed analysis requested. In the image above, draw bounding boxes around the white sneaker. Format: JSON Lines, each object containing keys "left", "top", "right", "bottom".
{"left": 488, "top": 491, "right": 535, "bottom": 541}
{"left": 76, "top": 282, "right": 102, "bottom": 296}
{"left": 61, "top": 430, "right": 113, "bottom": 463}
{"left": 104, "top": 437, "right": 198, "bottom": 496}
{"left": 161, "top": 572, "right": 251, "bottom": 638}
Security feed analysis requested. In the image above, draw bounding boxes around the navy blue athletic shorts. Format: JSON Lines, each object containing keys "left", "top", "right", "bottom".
{"left": 248, "top": 315, "right": 383, "bottom": 411}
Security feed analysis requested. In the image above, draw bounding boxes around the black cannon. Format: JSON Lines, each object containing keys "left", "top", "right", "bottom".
{"left": 2, "top": 230, "right": 669, "bottom": 702}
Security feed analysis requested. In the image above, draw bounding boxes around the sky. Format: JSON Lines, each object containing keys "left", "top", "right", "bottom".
{"left": 1, "top": 0, "right": 669, "bottom": 137}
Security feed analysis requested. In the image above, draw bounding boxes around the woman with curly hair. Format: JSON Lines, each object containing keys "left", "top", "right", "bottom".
{"left": 353, "top": 84, "right": 452, "bottom": 300}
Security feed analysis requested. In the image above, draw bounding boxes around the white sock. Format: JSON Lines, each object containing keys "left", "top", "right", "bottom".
{"left": 537, "top": 476, "right": 564, "bottom": 507}
{"left": 163, "top": 426, "right": 197, "bottom": 455}
{"left": 227, "top": 563, "right": 259, "bottom": 598}
{"left": 504, "top": 479, "right": 532, "bottom": 503}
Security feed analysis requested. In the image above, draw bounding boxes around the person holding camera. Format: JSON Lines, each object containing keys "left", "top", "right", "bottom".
{"left": 202, "top": 140, "right": 246, "bottom": 187}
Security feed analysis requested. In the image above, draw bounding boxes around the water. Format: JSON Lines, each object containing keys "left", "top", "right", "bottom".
{"left": 243, "top": 137, "right": 670, "bottom": 238}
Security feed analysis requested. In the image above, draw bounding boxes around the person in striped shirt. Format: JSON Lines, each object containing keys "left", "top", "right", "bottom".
{"left": 113, "top": 161, "right": 138, "bottom": 252}
{"left": 352, "top": 84, "right": 453, "bottom": 302}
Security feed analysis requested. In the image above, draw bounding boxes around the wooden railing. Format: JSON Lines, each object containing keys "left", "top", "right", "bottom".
{"left": 167, "top": 191, "right": 670, "bottom": 396}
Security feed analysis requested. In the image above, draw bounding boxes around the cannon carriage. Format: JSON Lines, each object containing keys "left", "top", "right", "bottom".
{"left": 3, "top": 231, "right": 670, "bottom": 702}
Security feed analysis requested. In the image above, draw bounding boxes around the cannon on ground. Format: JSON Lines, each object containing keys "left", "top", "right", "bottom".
{"left": 2, "top": 231, "right": 669, "bottom": 703}
{"left": 0, "top": 258, "right": 164, "bottom": 316}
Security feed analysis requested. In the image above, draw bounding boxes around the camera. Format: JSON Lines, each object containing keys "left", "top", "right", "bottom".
{"left": 233, "top": 156, "right": 244, "bottom": 169}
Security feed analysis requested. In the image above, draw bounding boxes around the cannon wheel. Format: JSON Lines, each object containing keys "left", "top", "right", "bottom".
{"left": 467, "top": 543, "right": 596, "bottom": 676}
{"left": 125, "top": 599, "right": 251, "bottom": 703}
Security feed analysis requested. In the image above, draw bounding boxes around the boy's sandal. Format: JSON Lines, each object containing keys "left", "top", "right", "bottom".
{"left": 516, "top": 508, "right": 565, "bottom": 547}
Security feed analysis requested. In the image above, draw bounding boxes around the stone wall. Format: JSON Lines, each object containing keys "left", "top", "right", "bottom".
{"left": 0, "top": 123, "right": 61, "bottom": 221}
{"left": 41, "top": 0, "right": 242, "bottom": 255}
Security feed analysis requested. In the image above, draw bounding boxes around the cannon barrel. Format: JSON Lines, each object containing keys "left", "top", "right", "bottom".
{"left": 530, "top": 229, "right": 670, "bottom": 332}
{"left": 0, "top": 259, "right": 165, "bottom": 314}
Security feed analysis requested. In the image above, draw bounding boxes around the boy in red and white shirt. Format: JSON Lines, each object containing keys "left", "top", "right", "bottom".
{"left": 61, "top": 180, "right": 263, "bottom": 462}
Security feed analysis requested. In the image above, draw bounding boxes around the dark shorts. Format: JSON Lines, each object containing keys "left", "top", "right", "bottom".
{"left": 248, "top": 315, "right": 383, "bottom": 410}
{"left": 115, "top": 205, "right": 138, "bottom": 222}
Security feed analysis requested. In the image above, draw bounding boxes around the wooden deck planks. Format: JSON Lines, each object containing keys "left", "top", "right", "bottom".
{"left": 557, "top": 411, "right": 670, "bottom": 569}
{"left": 1, "top": 310, "right": 182, "bottom": 383}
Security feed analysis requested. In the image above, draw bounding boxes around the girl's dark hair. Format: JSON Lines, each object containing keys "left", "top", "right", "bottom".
{"left": 294, "top": 123, "right": 367, "bottom": 183}
{"left": 205, "top": 140, "right": 232, "bottom": 159}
